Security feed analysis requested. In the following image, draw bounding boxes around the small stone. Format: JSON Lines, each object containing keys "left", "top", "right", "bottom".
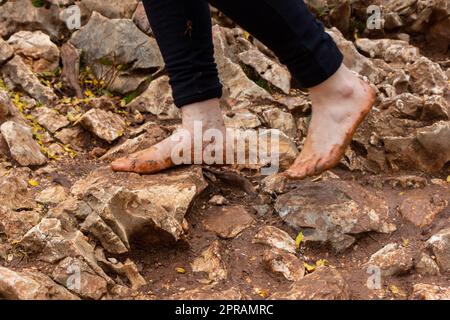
{"left": 262, "top": 108, "right": 297, "bottom": 138}
{"left": 7, "top": 30, "right": 60, "bottom": 73}
{"left": 415, "top": 253, "right": 440, "bottom": 276}
{"left": 170, "top": 286, "right": 244, "bottom": 300}
{"left": 253, "top": 226, "right": 296, "bottom": 254}
{"left": 128, "top": 76, "right": 180, "bottom": 120}
{"left": 79, "top": 109, "right": 126, "bottom": 143}
{"left": 238, "top": 49, "right": 291, "bottom": 94}
{"left": 52, "top": 257, "right": 108, "bottom": 300}
{"left": 0, "top": 206, "right": 40, "bottom": 241}
{"left": 203, "top": 205, "right": 254, "bottom": 239}
{"left": 191, "top": 241, "right": 227, "bottom": 284}
{"left": 0, "top": 121, "right": 47, "bottom": 166}
{"left": 399, "top": 193, "right": 447, "bottom": 227}
{"left": 1, "top": 56, "right": 57, "bottom": 105}
{"left": 426, "top": 228, "right": 450, "bottom": 273}
{"left": 223, "top": 110, "right": 261, "bottom": 130}
{"left": 411, "top": 284, "right": 450, "bottom": 300}
{"left": 0, "top": 266, "right": 79, "bottom": 300}
{"left": 0, "top": 38, "right": 14, "bottom": 64}
{"left": 263, "top": 248, "right": 305, "bottom": 281}
{"left": 36, "top": 185, "right": 68, "bottom": 205}
{"left": 32, "top": 107, "right": 70, "bottom": 133}
{"left": 208, "top": 195, "right": 228, "bottom": 206}
{"left": 269, "top": 266, "right": 349, "bottom": 300}
{"left": 366, "top": 243, "right": 414, "bottom": 277}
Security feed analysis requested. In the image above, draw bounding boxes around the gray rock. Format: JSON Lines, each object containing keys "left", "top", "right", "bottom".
{"left": 238, "top": 49, "right": 291, "bottom": 94}
{"left": 79, "top": 0, "right": 139, "bottom": 19}
{"left": 407, "top": 57, "right": 448, "bottom": 96}
{"left": 0, "top": 172, "right": 37, "bottom": 210}
{"left": 355, "top": 38, "right": 420, "bottom": 64}
{"left": 0, "top": 121, "right": 47, "bottom": 166}
{"left": 70, "top": 12, "right": 164, "bottom": 94}
{"left": 0, "top": 0, "right": 67, "bottom": 41}
{"left": 275, "top": 180, "right": 396, "bottom": 252}
{"left": 223, "top": 110, "right": 261, "bottom": 130}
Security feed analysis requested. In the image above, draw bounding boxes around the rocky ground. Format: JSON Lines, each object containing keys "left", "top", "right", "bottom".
{"left": 0, "top": 0, "right": 449, "bottom": 300}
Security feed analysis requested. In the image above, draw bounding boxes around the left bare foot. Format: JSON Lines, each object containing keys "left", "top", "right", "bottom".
{"left": 284, "top": 64, "right": 376, "bottom": 180}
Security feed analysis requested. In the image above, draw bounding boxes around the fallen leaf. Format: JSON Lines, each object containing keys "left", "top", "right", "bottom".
{"left": 28, "top": 179, "right": 39, "bottom": 187}
{"left": 304, "top": 262, "right": 316, "bottom": 272}
{"left": 295, "top": 232, "right": 303, "bottom": 249}
{"left": 175, "top": 267, "right": 186, "bottom": 274}
{"left": 255, "top": 288, "right": 269, "bottom": 298}
{"left": 316, "top": 259, "right": 328, "bottom": 267}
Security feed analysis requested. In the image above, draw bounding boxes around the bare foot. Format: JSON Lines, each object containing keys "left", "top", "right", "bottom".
{"left": 111, "top": 98, "right": 226, "bottom": 174}
{"left": 284, "top": 64, "right": 376, "bottom": 180}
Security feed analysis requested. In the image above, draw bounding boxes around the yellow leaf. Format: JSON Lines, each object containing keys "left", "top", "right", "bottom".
{"left": 295, "top": 231, "right": 303, "bottom": 248}
{"left": 28, "top": 179, "right": 39, "bottom": 187}
{"left": 255, "top": 288, "right": 269, "bottom": 298}
{"left": 316, "top": 259, "right": 328, "bottom": 267}
{"left": 447, "top": 175, "right": 450, "bottom": 183}
{"left": 304, "top": 262, "right": 316, "bottom": 272}
{"left": 389, "top": 284, "right": 405, "bottom": 297}
{"left": 175, "top": 267, "right": 186, "bottom": 274}
{"left": 402, "top": 238, "right": 409, "bottom": 247}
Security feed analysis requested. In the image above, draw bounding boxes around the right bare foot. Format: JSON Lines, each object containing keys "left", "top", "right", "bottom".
{"left": 111, "top": 98, "right": 226, "bottom": 174}
{"left": 284, "top": 64, "right": 376, "bottom": 180}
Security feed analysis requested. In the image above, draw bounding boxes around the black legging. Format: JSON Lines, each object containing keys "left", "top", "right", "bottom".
{"left": 142, "top": 0, "right": 343, "bottom": 107}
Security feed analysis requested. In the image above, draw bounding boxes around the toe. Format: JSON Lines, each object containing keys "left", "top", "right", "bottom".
{"left": 111, "top": 157, "right": 136, "bottom": 172}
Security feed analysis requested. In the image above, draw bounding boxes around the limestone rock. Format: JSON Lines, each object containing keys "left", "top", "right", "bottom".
{"left": 170, "top": 286, "right": 244, "bottom": 300}
{"left": 238, "top": 49, "right": 291, "bottom": 94}
{"left": 79, "top": 0, "right": 139, "bottom": 19}
{"left": 270, "top": 266, "right": 349, "bottom": 300}
{"left": 415, "top": 253, "right": 440, "bottom": 276}
{"left": 0, "top": 0, "right": 67, "bottom": 41}
{"left": 327, "top": 27, "right": 381, "bottom": 84}
{"left": 262, "top": 108, "right": 297, "bottom": 138}
{"left": 355, "top": 38, "right": 420, "bottom": 64}
{"left": 191, "top": 241, "right": 228, "bottom": 284}
{"left": 411, "top": 284, "right": 450, "bottom": 300}
{"left": 212, "top": 25, "right": 273, "bottom": 109}
{"left": 71, "top": 166, "right": 207, "bottom": 247}
{"left": 0, "top": 266, "right": 79, "bottom": 300}
{"left": 203, "top": 205, "right": 254, "bottom": 239}
{"left": 0, "top": 121, "right": 47, "bottom": 166}
{"left": 275, "top": 180, "right": 396, "bottom": 252}
{"left": 36, "top": 185, "right": 69, "bottom": 205}
{"left": 7, "top": 30, "right": 60, "bottom": 73}
{"left": 253, "top": 226, "right": 297, "bottom": 254}
{"left": 52, "top": 257, "right": 108, "bottom": 300}
{"left": 70, "top": 12, "right": 163, "bottom": 94}
{"left": 407, "top": 57, "right": 448, "bottom": 96}
{"left": 79, "top": 109, "right": 126, "bottom": 143}
{"left": 32, "top": 107, "right": 70, "bottom": 133}
{"left": 0, "top": 173, "right": 37, "bottom": 210}
{"left": 223, "top": 110, "right": 261, "bottom": 130}
{"left": 398, "top": 193, "right": 447, "bottom": 227}
{"left": 263, "top": 248, "right": 305, "bottom": 281}
{"left": 426, "top": 228, "right": 450, "bottom": 272}
{"left": 366, "top": 243, "right": 414, "bottom": 276}
{"left": 1, "top": 56, "right": 57, "bottom": 105}
{"left": 132, "top": 1, "right": 152, "bottom": 35}
{"left": 0, "top": 206, "right": 40, "bottom": 241}
{"left": 0, "top": 37, "right": 13, "bottom": 64}
{"left": 127, "top": 76, "right": 180, "bottom": 120}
